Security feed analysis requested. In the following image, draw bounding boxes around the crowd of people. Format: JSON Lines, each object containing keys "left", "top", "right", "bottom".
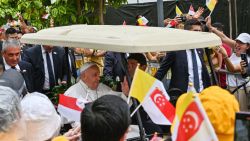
{"left": 0, "top": 7, "right": 250, "bottom": 141}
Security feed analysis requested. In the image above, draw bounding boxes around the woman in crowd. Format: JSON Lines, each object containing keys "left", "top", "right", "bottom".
{"left": 206, "top": 16, "right": 250, "bottom": 111}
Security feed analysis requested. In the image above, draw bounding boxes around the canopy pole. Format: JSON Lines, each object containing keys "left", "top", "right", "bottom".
{"left": 64, "top": 47, "right": 72, "bottom": 87}
{"left": 157, "top": 0, "right": 164, "bottom": 27}
{"left": 228, "top": 0, "right": 232, "bottom": 38}
{"left": 205, "top": 48, "right": 218, "bottom": 85}
{"left": 120, "top": 56, "right": 146, "bottom": 141}
{"left": 234, "top": 0, "right": 238, "bottom": 36}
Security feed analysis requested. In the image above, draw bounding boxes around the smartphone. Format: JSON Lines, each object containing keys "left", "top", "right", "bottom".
{"left": 241, "top": 53, "right": 248, "bottom": 67}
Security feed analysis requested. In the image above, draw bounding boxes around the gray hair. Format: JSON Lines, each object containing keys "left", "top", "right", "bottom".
{"left": 2, "top": 39, "right": 21, "bottom": 52}
{"left": 0, "top": 86, "right": 21, "bottom": 132}
{"left": 0, "top": 69, "right": 26, "bottom": 97}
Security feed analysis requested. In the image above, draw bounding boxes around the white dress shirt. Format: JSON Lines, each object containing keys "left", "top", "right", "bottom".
{"left": 3, "top": 58, "right": 21, "bottom": 71}
{"left": 41, "top": 46, "right": 56, "bottom": 90}
{"left": 186, "top": 49, "right": 203, "bottom": 92}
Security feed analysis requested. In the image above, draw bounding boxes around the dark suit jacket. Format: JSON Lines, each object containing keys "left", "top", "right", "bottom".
{"left": 0, "top": 57, "right": 34, "bottom": 92}
{"left": 155, "top": 49, "right": 211, "bottom": 93}
{"left": 18, "top": 61, "right": 34, "bottom": 92}
{"left": 103, "top": 52, "right": 128, "bottom": 81}
{"left": 62, "top": 48, "right": 77, "bottom": 81}
{"left": 23, "top": 45, "right": 66, "bottom": 92}
{"left": 103, "top": 52, "right": 128, "bottom": 91}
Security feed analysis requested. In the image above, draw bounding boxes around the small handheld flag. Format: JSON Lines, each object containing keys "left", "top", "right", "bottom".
{"left": 129, "top": 68, "right": 175, "bottom": 125}
{"left": 188, "top": 5, "right": 195, "bottom": 16}
{"left": 172, "top": 93, "right": 218, "bottom": 141}
{"left": 176, "top": 5, "right": 183, "bottom": 16}
{"left": 206, "top": 0, "right": 217, "bottom": 16}
{"left": 58, "top": 94, "right": 88, "bottom": 122}
{"left": 123, "top": 20, "right": 126, "bottom": 25}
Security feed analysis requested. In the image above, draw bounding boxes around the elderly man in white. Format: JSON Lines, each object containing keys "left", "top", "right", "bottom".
{"left": 64, "top": 62, "right": 129, "bottom": 102}
{"left": 64, "top": 62, "right": 140, "bottom": 139}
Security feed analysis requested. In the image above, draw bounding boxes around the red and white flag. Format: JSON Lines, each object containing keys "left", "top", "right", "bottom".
{"left": 144, "top": 88, "right": 176, "bottom": 124}
{"left": 123, "top": 20, "right": 126, "bottom": 25}
{"left": 172, "top": 94, "right": 218, "bottom": 141}
{"left": 130, "top": 68, "right": 175, "bottom": 125}
{"left": 58, "top": 94, "right": 88, "bottom": 122}
{"left": 188, "top": 5, "right": 195, "bottom": 16}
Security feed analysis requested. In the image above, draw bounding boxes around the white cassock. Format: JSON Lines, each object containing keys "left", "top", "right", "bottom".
{"left": 63, "top": 80, "right": 139, "bottom": 138}
{"left": 62, "top": 80, "right": 127, "bottom": 126}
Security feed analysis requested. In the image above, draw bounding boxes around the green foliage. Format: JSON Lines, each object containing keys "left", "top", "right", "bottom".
{"left": 0, "top": 0, "right": 127, "bottom": 29}
{"left": 100, "top": 75, "right": 119, "bottom": 91}
{"left": 46, "top": 84, "right": 69, "bottom": 105}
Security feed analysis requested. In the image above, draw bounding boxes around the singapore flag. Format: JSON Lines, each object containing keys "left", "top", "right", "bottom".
{"left": 142, "top": 88, "right": 176, "bottom": 125}
{"left": 58, "top": 94, "right": 88, "bottom": 122}
{"left": 172, "top": 94, "right": 218, "bottom": 141}
{"left": 129, "top": 68, "right": 175, "bottom": 125}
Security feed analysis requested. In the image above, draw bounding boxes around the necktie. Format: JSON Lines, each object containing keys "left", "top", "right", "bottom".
{"left": 11, "top": 66, "right": 16, "bottom": 69}
{"left": 191, "top": 49, "right": 200, "bottom": 92}
{"left": 46, "top": 52, "right": 55, "bottom": 89}
{"left": 121, "top": 53, "right": 127, "bottom": 69}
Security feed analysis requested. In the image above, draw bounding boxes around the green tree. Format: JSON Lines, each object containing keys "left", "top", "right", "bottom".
{"left": 0, "top": 0, "right": 127, "bottom": 29}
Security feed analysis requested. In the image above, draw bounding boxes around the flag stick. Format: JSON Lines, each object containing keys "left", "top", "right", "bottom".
{"left": 130, "top": 102, "right": 143, "bottom": 117}
{"left": 208, "top": 9, "right": 214, "bottom": 17}
{"left": 123, "top": 62, "right": 146, "bottom": 140}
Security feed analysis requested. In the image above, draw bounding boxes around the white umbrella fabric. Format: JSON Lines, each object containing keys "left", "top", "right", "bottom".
{"left": 21, "top": 25, "right": 221, "bottom": 53}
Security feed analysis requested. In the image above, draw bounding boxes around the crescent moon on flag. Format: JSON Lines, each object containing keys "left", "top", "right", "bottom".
{"left": 186, "top": 111, "right": 199, "bottom": 129}
{"left": 153, "top": 93, "right": 163, "bottom": 102}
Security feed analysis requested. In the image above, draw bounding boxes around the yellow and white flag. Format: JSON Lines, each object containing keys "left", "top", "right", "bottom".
{"left": 129, "top": 68, "right": 175, "bottom": 125}
{"left": 206, "top": 0, "right": 217, "bottom": 12}
{"left": 176, "top": 5, "right": 183, "bottom": 16}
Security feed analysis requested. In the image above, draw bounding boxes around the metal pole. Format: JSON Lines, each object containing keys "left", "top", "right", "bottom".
{"left": 119, "top": 53, "right": 146, "bottom": 140}
{"left": 205, "top": 48, "right": 218, "bottom": 85}
{"left": 64, "top": 47, "right": 72, "bottom": 87}
{"left": 157, "top": 0, "right": 164, "bottom": 27}
{"left": 234, "top": 0, "right": 238, "bottom": 36}
{"left": 228, "top": 0, "right": 233, "bottom": 38}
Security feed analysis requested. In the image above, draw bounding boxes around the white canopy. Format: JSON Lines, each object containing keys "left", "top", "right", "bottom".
{"left": 21, "top": 25, "right": 221, "bottom": 53}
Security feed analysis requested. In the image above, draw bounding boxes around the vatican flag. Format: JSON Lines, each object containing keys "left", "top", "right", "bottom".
{"left": 129, "top": 68, "right": 175, "bottom": 125}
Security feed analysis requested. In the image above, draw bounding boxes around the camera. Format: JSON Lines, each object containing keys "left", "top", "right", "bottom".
{"left": 177, "top": 15, "right": 187, "bottom": 22}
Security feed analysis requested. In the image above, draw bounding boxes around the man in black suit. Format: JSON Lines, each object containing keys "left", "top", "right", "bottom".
{"left": 62, "top": 48, "right": 78, "bottom": 82}
{"left": 23, "top": 45, "right": 66, "bottom": 93}
{"left": 103, "top": 52, "right": 128, "bottom": 92}
{"left": 0, "top": 39, "right": 34, "bottom": 92}
{"left": 155, "top": 19, "right": 211, "bottom": 93}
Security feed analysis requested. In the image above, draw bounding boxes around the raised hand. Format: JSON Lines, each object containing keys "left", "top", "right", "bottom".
{"left": 193, "top": 7, "right": 204, "bottom": 19}
{"left": 63, "top": 125, "right": 81, "bottom": 141}
{"left": 121, "top": 76, "right": 130, "bottom": 96}
{"left": 205, "top": 16, "right": 212, "bottom": 29}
